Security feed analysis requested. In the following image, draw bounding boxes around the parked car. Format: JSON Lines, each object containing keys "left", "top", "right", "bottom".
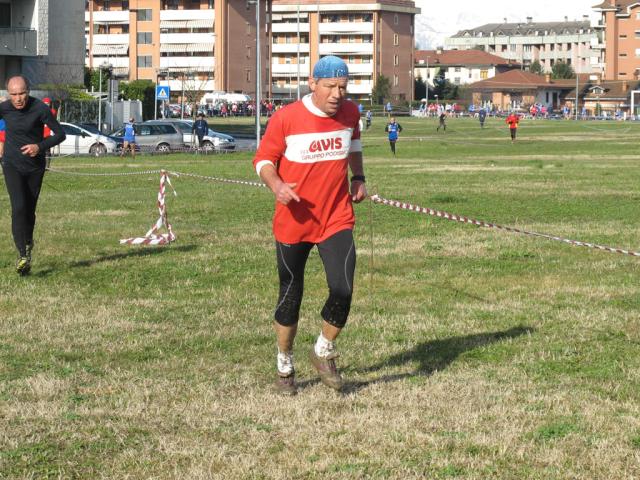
{"left": 55, "top": 122, "right": 118, "bottom": 156}
{"left": 110, "top": 122, "right": 184, "bottom": 152}
{"left": 145, "top": 119, "right": 236, "bottom": 152}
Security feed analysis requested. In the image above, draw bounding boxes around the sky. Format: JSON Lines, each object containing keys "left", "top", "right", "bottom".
{"left": 415, "top": 0, "right": 599, "bottom": 48}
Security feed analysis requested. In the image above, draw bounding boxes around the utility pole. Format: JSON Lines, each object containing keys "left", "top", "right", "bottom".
{"left": 296, "top": 2, "right": 301, "bottom": 100}
{"left": 255, "top": 0, "right": 261, "bottom": 148}
{"left": 575, "top": 73, "right": 579, "bottom": 121}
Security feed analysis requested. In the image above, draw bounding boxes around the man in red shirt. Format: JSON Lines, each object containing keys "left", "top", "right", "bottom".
{"left": 506, "top": 111, "right": 520, "bottom": 143}
{"left": 253, "top": 55, "right": 367, "bottom": 395}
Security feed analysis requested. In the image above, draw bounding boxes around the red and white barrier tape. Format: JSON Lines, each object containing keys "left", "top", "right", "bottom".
{"left": 120, "top": 170, "right": 177, "bottom": 246}
{"left": 46, "top": 168, "right": 639, "bottom": 257}
{"left": 370, "top": 194, "right": 640, "bottom": 258}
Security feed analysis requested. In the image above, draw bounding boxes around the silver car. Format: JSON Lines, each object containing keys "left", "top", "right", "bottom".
{"left": 146, "top": 119, "right": 236, "bottom": 152}
{"left": 111, "top": 122, "right": 184, "bottom": 152}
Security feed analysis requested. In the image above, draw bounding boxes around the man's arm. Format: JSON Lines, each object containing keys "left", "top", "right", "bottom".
{"left": 348, "top": 151, "right": 367, "bottom": 203}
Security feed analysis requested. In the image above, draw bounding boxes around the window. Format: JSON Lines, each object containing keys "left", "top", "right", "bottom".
{"left": 393, "top": 34, "right": 399, "bottom": 46}
{"left": 394, "top": 54, "right": 399, "bottom": 66}
{"left": 394, "top": 75, "right": 399, "bottom": 86}
{"left": 635, "top": 31, "right": 640, "bottom": 38}
{"left": 246, "top": 46, "right": 251, "bottom": 59}
{"left": 454, "top": 78, "right": 460, "bottom": 85}
{"left": 454, "top": 67, "right": 461, "bottom": 72}
{"left": 524, "top": 45, "right": 532, "bottom": 53}
{"left": 137, "top": 32, "right": 152, "bottom": 44}
{"left": 246, "top": 69, "right": 251, "bottom": 82}
{"left": 122, "top": 0, "right": 129, "bottom": 9}
{"left": 394, "top": 14, "right": 399, "bottom": 25}
{"left": 480, "top": 70, "right": 488, "bottom": 79}
{"left": 636, "top": 48, "right": 640, "bottom": 58}
{"left": 137, "top": 9, "right": 152, "bottom": 21}
{"left": 620, "top": 53, "right": 628, "bottom": 57}
{"left": 510, "top": 44, "right": 516, "bottom": 52}
{"left": 103, "top": 0, "right": 111, "bottom": 10}
{"left": 137, "top": 55, "right": 152, "bottom": 68}
{"left": 246, "top": 22, "right": 251, "bottom": 35}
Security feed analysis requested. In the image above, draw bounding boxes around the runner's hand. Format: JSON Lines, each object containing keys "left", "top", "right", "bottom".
{"left": 351, "top": 180, "right": 367, "bottom": 203}
{"left": 21, "top": 144, "right": 40, "bottom": 157}
{"left": 273, "top": 181, "right": 300, "bottom": 205}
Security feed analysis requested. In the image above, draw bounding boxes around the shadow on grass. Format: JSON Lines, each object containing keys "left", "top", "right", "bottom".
{"left": 68, "top": 244, "right": 198, "bottom": 269}
{"left": 338, "top": 325, "right": 534, "bottom": 395}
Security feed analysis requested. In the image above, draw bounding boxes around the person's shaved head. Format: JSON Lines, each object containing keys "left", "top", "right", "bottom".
{"left": 7, "top": 75, "right": 30, "bottom": 110}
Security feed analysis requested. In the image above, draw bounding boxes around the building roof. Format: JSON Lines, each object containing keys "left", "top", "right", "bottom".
{"left": 565, "top": 80, "right": 640, "bottom": 100}
{"left": 451, "top": 20, "right": 592, "bottom": 38}
{"left": 469, "top": 70, "right": 576, "bottom": 91}
{"left": 415, "top": 49, "right": 518, "bottom": 67}
{"left": 592, "top": 1, "right": 638, "bottom": 11}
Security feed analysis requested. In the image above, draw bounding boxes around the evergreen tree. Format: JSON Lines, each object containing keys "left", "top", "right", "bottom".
{"left": 529, "top": 61, "right": 543, "bottom": 75}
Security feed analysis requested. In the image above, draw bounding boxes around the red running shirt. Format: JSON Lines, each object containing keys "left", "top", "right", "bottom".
{"left": 253, "top": 95, "right": 362, "bottom": 244}
{"left": 506, "top": 114, "right": 520, "bottom": 129}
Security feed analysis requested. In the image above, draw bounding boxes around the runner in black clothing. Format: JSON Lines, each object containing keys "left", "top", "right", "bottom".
{"left": 0, "top": 75, "right": 65, "bottom": 275}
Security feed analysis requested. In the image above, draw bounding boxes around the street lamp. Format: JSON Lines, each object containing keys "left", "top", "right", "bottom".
{"left": 97, "top": 61, "right": 112, "bottom": 133}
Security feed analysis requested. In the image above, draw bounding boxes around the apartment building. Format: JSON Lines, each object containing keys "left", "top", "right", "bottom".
{"left": 86, "top": 0, "right": 418, "bottom": 102}
{"left": 593, "top": 0, "right": 640, "bottom": 80}
{"left": 414, "top": 49, "right": 520, "bottom": 86}
{"left": 445, "top": 18, "right": 599, "bottom": 74}
{"left": 270, "top": 0, "right": 419, "bottom": 102}
{"left": 0, "top": 0, "right": 84, "bottom": 86}
{"left": 86, "top": 0, "right": 268, "bottom": 98}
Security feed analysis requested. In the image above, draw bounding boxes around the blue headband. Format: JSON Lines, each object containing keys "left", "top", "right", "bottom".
{"left": 313, "top": 56, "right": 349, "bottom": 79}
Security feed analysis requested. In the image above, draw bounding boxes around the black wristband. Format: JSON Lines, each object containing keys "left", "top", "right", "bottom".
{"left": 351, "top": 175, "right": 366, "bottom": 183}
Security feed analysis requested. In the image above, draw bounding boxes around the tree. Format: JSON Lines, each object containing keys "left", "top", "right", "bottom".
{"left": 529, "top": 60, "right": 543, "bottom": 75}
{"left": 372, "top": 75, "right": 391, "bottom": 104}
{"left": 551, "top": 61, "right": 575, "bottom": 79}
{"left": 84, "top": 66, "right": 112, "bottom": 93}
{"left": 120, "top": 80, "right": 156, "bottom": 119}
{"left": 432, "top": 68, "right": 459, "bottom": 100}
{"left": 414, "top": 75, "right": 427, "bottom": 101}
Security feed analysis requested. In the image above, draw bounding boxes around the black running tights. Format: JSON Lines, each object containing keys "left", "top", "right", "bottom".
{"left": 2, "top": 163, "right": 45, "bottom": 256}
{"left": 275, "top": 229, "right": 356, "bottom": 328}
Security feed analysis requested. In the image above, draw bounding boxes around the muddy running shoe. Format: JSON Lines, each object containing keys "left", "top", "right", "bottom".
{"left": 309, "top": 350, "right": 343, "bottom": 391}
{"left": 16, "top": 256, "right": 31, "bottom": 276}
{"left": 275, "top": 372, "right": 297, "bottom": 396}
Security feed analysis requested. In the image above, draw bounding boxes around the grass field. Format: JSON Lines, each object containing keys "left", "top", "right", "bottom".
{"left": 1, "top": 117, "right": 639, "bottom": 479}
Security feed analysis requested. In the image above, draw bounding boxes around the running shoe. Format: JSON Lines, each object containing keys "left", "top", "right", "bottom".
{"left": 275, "top": 371, "right": 297, "bottom": 396}
{"left": 309, "top": 349, "right": 343, "bottom": 391}
{"left": 16, "top": 256, "right": 31, "bottom": 275}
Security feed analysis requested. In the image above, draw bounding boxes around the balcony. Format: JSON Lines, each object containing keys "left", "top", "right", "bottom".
{"left": 160, "top": 33, "right": 215, "bottom": 44}
{"left": 346, "top": 63, "right": 374, "bottom": 74}
{"left": 91, "top": 33, "right": 130, "bottom": 45}
{"left": 271, "top": 63, "right": 311, "bottom": 75}
{"left": 160, "top": 57, "right": 215, "bottom": 70}
{"left": 319, "top": 43, "right": 373, "bottom": 55}
{"left": 0, "top": 28, "right": 38, "bottom": 56}
{"left": 271, "top": 43, "right": 310, "bottom": 54}
{"left": 160, "top": 79, "right": 216, "bottom": 92}
{"left": 347, "top": 83, "right": 372, "bottom": 94}
{"left": 319, "top": 22, "right": 374, "bottom": 35}
{"left": 272, "top": 22, "right": 310, "bottom": 34}
{"left": 89, "top": 55, "right": 129, "bottom": 68}
{"left": 159, "top": 9, "right": 215, "bottom": 22}
{"left": 86, "top": 10, "right": 130, "bottom": 25}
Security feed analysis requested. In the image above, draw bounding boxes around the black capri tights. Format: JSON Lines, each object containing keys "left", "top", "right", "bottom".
{"left": 275, "top": 229, "right": 356, "bottom": 329}
{"left": 2, "top": 163, "right": 45, "bottom": 256}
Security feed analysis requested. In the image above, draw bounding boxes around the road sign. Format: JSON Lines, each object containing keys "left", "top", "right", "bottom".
{"left": 156, "top": 86, "right": 170, "bottom": 101}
